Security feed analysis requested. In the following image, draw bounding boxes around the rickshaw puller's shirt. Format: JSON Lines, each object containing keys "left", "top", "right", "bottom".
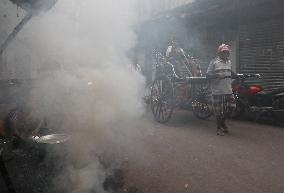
{"left": 207, "top": 57, "right": 233, "bottom": 95}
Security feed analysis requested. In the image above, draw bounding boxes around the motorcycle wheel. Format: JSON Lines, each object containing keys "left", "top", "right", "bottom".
{"left": 272, "top": 96, "right": 284, "bottom": 125}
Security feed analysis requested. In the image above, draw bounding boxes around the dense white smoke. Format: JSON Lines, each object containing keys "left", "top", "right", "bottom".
{"left": 4, "top": 0, "right": 145, "bottom": 192}
{"left": 9, "top": 1, "right": 145, "bottom": 134}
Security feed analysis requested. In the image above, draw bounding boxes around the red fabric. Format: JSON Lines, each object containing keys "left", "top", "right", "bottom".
{"left": 249, "top": 86, "right": 263, "bottom": 95}
{"left": 218, "top": 44, "right": 230, "bottom": 53}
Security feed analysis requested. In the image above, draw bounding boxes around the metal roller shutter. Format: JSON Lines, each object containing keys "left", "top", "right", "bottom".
{"left": 239, "top": 18, "right": 284, "bottom": 89}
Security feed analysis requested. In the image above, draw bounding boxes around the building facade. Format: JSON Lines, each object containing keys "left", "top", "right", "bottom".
{"left": 137, "top": 0, "right": 284, "bottom": 89}
{"left": 135, "top": 0, "right": 193, "bottom": 21}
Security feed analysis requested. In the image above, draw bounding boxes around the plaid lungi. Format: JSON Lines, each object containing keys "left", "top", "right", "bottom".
{"left": 211, "top": 94, "right": 236, "bottom": 117}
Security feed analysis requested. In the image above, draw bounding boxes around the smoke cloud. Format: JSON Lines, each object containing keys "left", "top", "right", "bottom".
{"left": 4, "top": 0, "right": 146, "bottom": 192}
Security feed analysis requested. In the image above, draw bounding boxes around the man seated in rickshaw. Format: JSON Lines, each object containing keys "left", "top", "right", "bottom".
{"left": 165, "top": 38, "right": 198, "bottom": 78}
{"left": 165, "top": 39, "right": 195, "bottom": 105}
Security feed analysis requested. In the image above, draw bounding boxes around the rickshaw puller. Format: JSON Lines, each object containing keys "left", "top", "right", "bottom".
{"left": 207, "top": 44, "right": 236, "bottom": 136}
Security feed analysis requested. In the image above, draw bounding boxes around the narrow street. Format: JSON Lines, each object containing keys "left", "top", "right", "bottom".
{"left": 1, "top": 0, "right": 284, "bottom": 193}
{"left": 1, "top": 111, "right": 284, "bottom": 193}
{"left": 119, "top": 111, "right": 284, "bottom": 193}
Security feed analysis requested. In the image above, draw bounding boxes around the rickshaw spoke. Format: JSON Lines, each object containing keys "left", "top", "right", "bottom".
{"left": 153, "top": 103, "right": 158, "bottom": 116}
{"left": 155, "top": 103, "right": 161, "bottom": 117}
{"left": 160, "top": 104, "right": 166, "bottom": 121}
{"left": 158, "top": 104, "right": 164, "bottom": 121}
{"left": 158, "top": 105, "right": 162, "bottom": 120}
{"left": 160, "top": 106, "right": 164, "bottom": 118}
{"left": 160, "top": 108, "right": 165, "bottom": 121}
{"left": 157, "top": 80, "right": 162, "bottom": 96}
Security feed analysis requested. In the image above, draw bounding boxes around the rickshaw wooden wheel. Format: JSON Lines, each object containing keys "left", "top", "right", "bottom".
{"left": 192, "top": 100, "right": 212, "bottom": 120}
{"left": 150, "top": 76, "right": 174, "bottom": 123}
{"left": 192, "top": 87, "right": 212, "bottom": 120}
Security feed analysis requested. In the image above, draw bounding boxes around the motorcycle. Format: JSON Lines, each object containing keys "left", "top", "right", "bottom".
{"left": 231, "top": 74, "right": 284, "bottom": 125}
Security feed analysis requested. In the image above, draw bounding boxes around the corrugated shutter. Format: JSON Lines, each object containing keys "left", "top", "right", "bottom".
{"left": 239, "top": 18, "right": 284, "bottom": 89}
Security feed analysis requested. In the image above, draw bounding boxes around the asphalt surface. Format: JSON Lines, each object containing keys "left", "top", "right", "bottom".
{"left": 1, "top": 110, "right": 284, "bottom": 193}
{"left": 118, "top": 111, "right": 284, "bottom": 193}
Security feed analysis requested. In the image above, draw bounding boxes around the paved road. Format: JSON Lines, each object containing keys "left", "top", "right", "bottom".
{"left": 118, "top": 111, "right": 284, "bottom": 193}
{"left": 1, "top": 110, "right": 284, "bottom": 193}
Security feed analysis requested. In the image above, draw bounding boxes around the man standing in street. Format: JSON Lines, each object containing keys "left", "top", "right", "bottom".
{"left": 207, "top": 44, "right": 236, "bottom": 136}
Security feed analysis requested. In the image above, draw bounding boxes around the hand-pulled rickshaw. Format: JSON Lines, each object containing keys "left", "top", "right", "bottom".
{"left": 150, "top": 51, "right": 212, "bottom": 123}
